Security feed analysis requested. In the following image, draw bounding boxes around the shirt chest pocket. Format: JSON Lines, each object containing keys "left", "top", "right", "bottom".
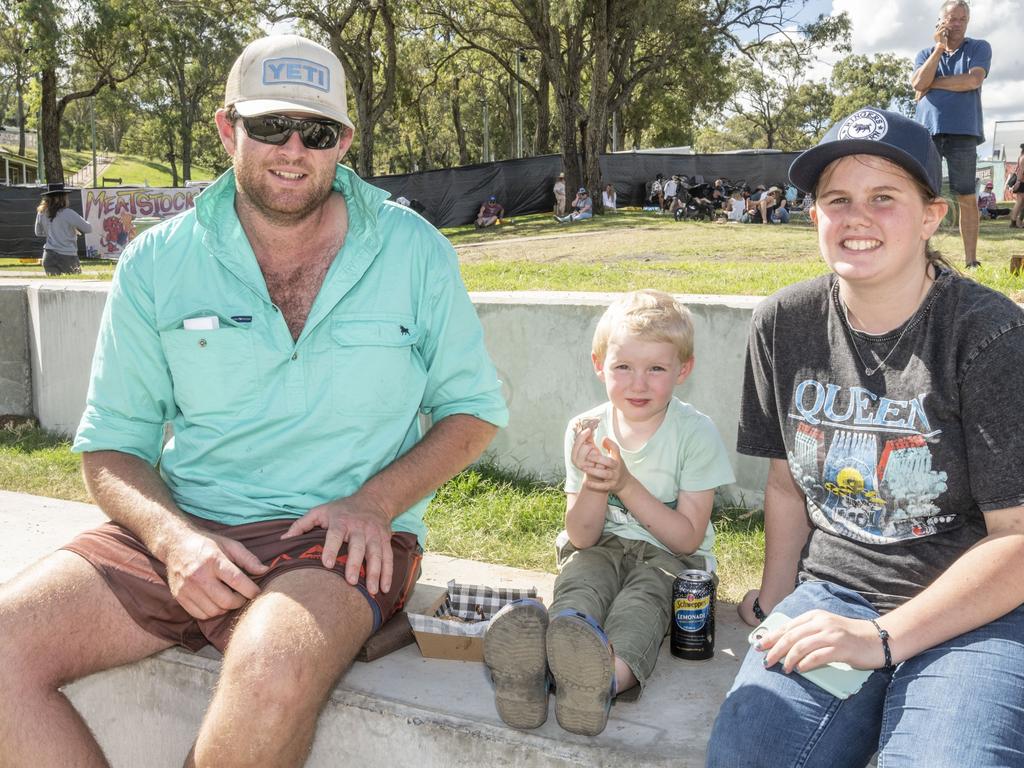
{"left": 331, "top": 317, "right": 425, "bottom": 416}
{"left": 161, "top": 327, "right": 258, "bottom": 420}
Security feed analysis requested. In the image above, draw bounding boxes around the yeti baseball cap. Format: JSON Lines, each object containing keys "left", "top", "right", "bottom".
{"left": 225, "top": 35, "right": 354, "bottom": 132}
{"left": 789, "top": 107, "right": 941, "bottom": 196}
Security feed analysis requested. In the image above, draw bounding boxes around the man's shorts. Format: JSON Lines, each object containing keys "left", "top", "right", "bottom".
{"left": 932, "top": 134, "right": 978, "bottom": 196}
{"left": 62, "top": 515, "right": 422, "bottom": 652}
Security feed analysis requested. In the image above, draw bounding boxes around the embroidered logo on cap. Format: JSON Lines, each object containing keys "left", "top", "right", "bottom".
{"left": 837, "top": 109, "right": 888, "bottom": 142}
{"left": 262, "top": 57, "right": 330, "bottom": 92}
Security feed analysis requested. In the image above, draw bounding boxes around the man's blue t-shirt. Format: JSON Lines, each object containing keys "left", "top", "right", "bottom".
{"left": 914, "top": 38, "right": 991, "bottom": 143}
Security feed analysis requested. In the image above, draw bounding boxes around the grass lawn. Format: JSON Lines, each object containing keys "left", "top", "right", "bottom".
{"left": 0, "top": 423, "right": 764, "bottom": 603}
{"left": 448, "top": 209, "right": 1024, "bottom": 301}
{"left": 0, "top": 145, "right": 217, "bottom": 188}
{"left": 97, "top": 154, "right": 218, "bottom": 187}
{"left": 9, "top": 207, "right": 1021, "bottom": 302}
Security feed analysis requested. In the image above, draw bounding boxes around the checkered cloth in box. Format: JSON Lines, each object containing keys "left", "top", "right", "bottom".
{"left": 406, "top": 580, "right": 539, "bottom": 637}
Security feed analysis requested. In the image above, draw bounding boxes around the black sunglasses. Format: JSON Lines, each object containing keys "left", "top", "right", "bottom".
{"left": 236, "top": 113, "right": 345, "bottom": 150}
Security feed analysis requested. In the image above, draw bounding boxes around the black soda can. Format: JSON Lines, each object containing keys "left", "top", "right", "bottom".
{"left": 671, "top": 569, "right": 715, "bottom": 660}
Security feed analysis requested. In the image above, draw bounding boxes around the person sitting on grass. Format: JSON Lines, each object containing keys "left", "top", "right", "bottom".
{"left": 707, "top": 106, "right": 1024, "bottom": 768}
{"left": 603, "top": 183, "right": 618, "bottom": 211}
{"left": 483, "top": 290, "right": 734, "bottom": 737}
{"left": 556, "top": 187, "right": 594, "bottom": 223}
{"left": 475, "top": 195, "right": 505, "bottom": 228}
{"left": 977, "top": 181, "right": 1009, "bottom": 219}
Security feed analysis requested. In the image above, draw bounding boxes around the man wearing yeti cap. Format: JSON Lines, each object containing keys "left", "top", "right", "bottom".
{"left": 0, "top": 34, "right": 508, "bottom": 766}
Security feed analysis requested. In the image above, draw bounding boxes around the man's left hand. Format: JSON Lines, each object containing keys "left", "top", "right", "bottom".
{"left": 282, "top": 497, "right": 394, "bottom": 594}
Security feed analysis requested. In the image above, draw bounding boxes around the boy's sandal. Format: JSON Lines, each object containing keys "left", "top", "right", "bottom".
{"left": 483, "top": 598, "right": 551, "bottom": 729}
{"left": 546, "top": 609, "right": 617, "bottom": 736}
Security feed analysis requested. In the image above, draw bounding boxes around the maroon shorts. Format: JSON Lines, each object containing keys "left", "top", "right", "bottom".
{"left": 62, "top": 515, "right": 421, "bottom": 653}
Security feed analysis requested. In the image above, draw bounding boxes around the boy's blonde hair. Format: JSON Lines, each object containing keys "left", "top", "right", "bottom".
{"left": 592, "top": 290, "right": 694, "bottom": 364}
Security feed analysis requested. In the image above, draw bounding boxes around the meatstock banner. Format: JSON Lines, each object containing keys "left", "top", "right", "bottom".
{"left": 83, "top": 187, "right": 201, "bottom": 259}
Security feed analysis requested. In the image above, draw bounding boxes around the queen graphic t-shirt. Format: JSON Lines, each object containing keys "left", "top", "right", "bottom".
{"left": 738, "top": 269, "right": 1024, "bottom": 611}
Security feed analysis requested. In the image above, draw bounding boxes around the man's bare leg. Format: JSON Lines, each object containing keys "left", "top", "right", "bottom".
{"left": 188, "top": 568, "right": 374, "bottom": 768}
{"left": 959, "top": 193, "right": 980, "bottom": 266}
{"left": 0, "top": 551, "right": 173, "bottom": 768}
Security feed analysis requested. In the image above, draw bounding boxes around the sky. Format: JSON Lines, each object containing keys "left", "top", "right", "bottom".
{"left": 794, "top": 0, "right": 1024, "bottom": 157}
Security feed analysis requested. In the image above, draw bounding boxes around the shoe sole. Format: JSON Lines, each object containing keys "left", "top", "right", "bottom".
{"left": 547, "top": 614, "right": 614, "bottom": 736}
{"left": 483, "top": 602, "right": 549, "bottom": 729}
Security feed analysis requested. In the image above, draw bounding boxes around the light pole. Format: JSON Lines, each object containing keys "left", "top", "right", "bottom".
{"left": 91, "top": 97, "right": 97, "bottom": 188}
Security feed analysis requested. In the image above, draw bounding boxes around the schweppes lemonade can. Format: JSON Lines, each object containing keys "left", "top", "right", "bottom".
{"left": 671, "top": 569, "right": 715, "bottom": 660}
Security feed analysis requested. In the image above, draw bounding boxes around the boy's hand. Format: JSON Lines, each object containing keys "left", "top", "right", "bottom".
{"left": 582, "top": 437, "right": 632, "bottom": 494}
{"left": 570, "top": 426, "right": 603, "bottom": 473}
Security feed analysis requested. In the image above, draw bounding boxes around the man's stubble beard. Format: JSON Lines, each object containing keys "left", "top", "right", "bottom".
{"left": 233, "top": 156, "right": 337, "bottom": 226}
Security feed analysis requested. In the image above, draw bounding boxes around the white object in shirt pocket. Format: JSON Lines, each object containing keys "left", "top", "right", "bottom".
{"left": 161, "top": 326, "right": 258, "bottom": 419}
{"left": 331, "top": 316, "right": 425, "bottom": 416}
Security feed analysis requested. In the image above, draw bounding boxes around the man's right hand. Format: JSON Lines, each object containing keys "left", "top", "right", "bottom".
{"left": 933, "top": 23, "right": 949, "bottom": 51}
{"left": 164, "top": 531, "right": 269, "bottom": 620}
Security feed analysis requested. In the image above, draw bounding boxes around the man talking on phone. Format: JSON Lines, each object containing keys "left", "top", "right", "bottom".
{"left": 911, "top": 0, "right": 991, "bottom": 268}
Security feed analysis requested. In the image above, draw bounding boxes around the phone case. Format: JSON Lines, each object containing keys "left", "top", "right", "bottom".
{"left": 748, "top": 612, "right": 873, "bottom": 700}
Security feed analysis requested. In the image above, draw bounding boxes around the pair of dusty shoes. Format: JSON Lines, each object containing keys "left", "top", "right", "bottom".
{"left": 483, "top": 599, "right": 616, "bottom": 736}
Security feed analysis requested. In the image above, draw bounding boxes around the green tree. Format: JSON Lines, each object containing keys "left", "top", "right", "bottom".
{"left": 262, "top": 0, "right": 400, "bottom": 177}
{"left": 144, "top": 7, "right": 254, "bottom": 183}
{"left": 18, "top": 0, "right": 150, "bottom": 183}
{"left": 829, "top": 53, "right": 915, "bottom": 121}
{"left": 0, "top": 5, "right": 32, "bottom": 155}
{"left": 696, "top": 13, "right": 849, "bottom": 151}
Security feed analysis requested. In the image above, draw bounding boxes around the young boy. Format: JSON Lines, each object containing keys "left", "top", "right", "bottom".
{"left": 483, "top": 290, "right": 735, "bottom": 736}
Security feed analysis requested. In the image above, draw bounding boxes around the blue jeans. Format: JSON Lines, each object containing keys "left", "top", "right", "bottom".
{"left": 932, "top": 134, "right": 978, "bottom": 196}
{"left": 707, "top": 581, "right": 1024, "bottom": 768}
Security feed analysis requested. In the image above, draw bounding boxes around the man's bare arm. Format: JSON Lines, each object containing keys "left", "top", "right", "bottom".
{"left": 82, "top": 451, "right": 268, "bottom": 619}
{"left": 926, "top": 68, "right": 986, "bottom": 92}
{"left": 283, "top": 413, "right": 499, "bottom": 593}
{"left": 910, "top": 46, "right": 945, "bottom": 91}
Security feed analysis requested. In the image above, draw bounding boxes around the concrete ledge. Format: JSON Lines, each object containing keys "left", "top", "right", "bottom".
{"left": 0, "top": 282, "right": 769, "bottom": 504}
{"left": 2, "top": 491, "right": 745, "bottom": 767}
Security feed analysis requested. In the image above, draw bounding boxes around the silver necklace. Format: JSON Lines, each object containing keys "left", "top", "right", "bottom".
{"left": 835, "top": 281, "right": 927, "bottom": 377}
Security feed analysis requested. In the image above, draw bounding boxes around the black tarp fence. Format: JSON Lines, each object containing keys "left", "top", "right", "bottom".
{"left": 0, "top": 150, "right": 800, "bottom": 257}
{"left": 0, "top": 187, "right": 87, "bottom": 260}
{"left": 370, "top": 151, "right": 801, "bottom": 228}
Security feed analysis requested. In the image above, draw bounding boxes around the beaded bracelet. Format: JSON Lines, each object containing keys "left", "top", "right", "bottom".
{"left": 869, "top": 618, "right": 893, "bottom": 669}
{"left": 752, "top": 596, "right": 766, "bottom": 621}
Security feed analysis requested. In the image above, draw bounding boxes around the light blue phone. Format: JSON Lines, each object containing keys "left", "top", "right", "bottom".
{"left": 748, "top": 611, "right": 873, "bottom": 700}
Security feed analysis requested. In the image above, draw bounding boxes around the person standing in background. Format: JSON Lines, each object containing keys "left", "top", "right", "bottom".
{"left": 1010, "top": 143, "right": 1024, "bottom": 228}
{"left": 34, "top": 182, "right": 92, "bottom": 275}
{"left": 553, "top": 172, "right": 567, "bottom": 217}
{"left": 911, "top": 0, "right": 991, "bottom": 268}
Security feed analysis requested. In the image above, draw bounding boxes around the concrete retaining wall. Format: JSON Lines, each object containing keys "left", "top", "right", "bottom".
{"left": 0, "top": 283, "right": 767, "bottom": 501}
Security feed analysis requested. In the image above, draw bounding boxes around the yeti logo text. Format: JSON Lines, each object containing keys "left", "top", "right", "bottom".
{"left": 262, "top": 58, "right": 330, "bottom": 93}
{"left": 837, "top": 110, "right": 888, "bottom": 142}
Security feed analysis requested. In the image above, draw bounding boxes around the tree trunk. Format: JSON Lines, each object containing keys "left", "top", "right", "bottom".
{"left": 452, "top": 77, "right": 469, "bottom": 166}
{"left": 534, "top": 64, "right": 550, "bottom": 154}
{"left": 584, "top": 1, "right": 611, "bottom": 213}
{"left": 40, "top": 67, "right": 64, "bottom": 183}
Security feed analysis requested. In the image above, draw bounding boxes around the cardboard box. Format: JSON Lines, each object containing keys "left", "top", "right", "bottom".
{"left": 407, "top": 580, "right": 538, "bottom": 662}
{"left": 410, "top": 592, "right": 485, "bottom": 661}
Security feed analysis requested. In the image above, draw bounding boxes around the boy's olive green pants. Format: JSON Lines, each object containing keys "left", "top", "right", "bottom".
{"left": 549, "top": 532, "right": 707, "bottom": 698}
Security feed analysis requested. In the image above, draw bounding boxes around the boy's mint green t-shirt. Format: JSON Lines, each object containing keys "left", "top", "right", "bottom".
{"left": 73, "top": 165, "right": 508, "bottom": 546}
{"left": 563, "top": 398, "right": 735, "bottom": 570}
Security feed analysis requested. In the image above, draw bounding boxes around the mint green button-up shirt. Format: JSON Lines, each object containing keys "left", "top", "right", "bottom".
{"left": 74, "top": 165, "right": 508, "bottom": 546}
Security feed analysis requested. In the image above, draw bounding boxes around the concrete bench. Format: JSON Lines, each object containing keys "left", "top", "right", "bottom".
{"left": 1, "top": 491, "right": 746, "bottom": 767}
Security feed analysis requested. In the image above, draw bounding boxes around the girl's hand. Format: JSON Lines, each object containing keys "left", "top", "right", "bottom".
{"left": 755, "top": 610, "right": 887, "bottom": 673}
